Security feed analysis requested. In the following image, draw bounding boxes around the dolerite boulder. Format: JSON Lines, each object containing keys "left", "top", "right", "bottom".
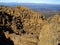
{"left": 38, "top": 14, "right": 60, "bottom": 45}
{"left": 0, "top": 6, "right": 47, "bottom": 45}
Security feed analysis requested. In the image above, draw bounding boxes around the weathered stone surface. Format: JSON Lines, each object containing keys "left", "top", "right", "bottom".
{"left": 0, "top": 6, "right": 47, "bottom": 45}
{"left": 1, "top": 6, "right": 59, "bottom": 45}
{"left": 38, "top": 23, "right": 58, "bottom": 45}
{"left": 48, "top": 14, "right": 60, "bottom": 44}
{"left": 0, "top": 6, "right": 47, "bottom": 35}
{"left": 38, "top": 15, "right": 60, "bottom": 45}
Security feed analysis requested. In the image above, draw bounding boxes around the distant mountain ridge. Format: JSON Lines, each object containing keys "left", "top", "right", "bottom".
{"left": 0, "top": 3, "right": 60, "bottom": 12}
{"left": 0, "top": 3, "right": 60, "bottom": 17}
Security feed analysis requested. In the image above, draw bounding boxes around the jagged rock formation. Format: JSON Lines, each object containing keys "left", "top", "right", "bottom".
{"left": 0, "top": 11, "right": 14, "bottom": 45}
{"left": 0, "top": 6, "right": 47, "bottom": 45}
{"left": 0, "top": 6, "right": 59, "bottom": 45}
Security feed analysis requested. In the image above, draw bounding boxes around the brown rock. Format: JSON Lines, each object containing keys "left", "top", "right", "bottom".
{"left": 0, "top": 6, "right": 47, "bottom": 45}
{"left": 38, "top": 15, "right": 60, "bottom": 45}
{"left": 48, "top": 14, "right": 60, "bottom": 44}
{"left": 38, "top": 23, "right": 58, "bottom": 45}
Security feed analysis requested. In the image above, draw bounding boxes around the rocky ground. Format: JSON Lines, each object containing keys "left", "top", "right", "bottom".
{"left": 0, "top": 6, "right": 60, "bottom": 45}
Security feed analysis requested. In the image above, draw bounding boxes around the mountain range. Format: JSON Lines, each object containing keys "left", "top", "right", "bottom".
{"left": 0, "top": 3, "right": 60, "bottom": 17}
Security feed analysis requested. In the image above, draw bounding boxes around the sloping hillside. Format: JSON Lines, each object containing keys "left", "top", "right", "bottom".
{"left": 39, "top": 14, "right": 60, "bottom": 45}
{"left": 0, "top": 6, "right": 47, "bottom": 45}
{"left": 0, "top": 6, "right": 60, "bottom": 45}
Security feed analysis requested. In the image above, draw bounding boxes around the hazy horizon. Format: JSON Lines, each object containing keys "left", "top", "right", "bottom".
{"left": 0, "top": 2, "right": 60, "bottom": 5}
{"left": 0, "top": 0, "right": 60, "bottom": 4}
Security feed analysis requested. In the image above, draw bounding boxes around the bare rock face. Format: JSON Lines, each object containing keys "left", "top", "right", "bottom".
{"left": 1, "top": 6, "right": 59, "bottom": 45}
{"left": 48, "top": 15, "right": 60, "bottom": 44}
{"left": 48, "top": 14, "right": 60, "bottom": 23}
{"left": 0, "top": 6, "right": 47, "bottom": 45}
{"left": 38, "top": 23, "right": 58, "bottom": 45}
{"left": 38, "top": 15, "right": 60, "bottom": 45}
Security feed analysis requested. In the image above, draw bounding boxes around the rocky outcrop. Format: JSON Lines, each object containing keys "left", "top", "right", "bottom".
{"left": 0, "top": 6, "right": 47, "bottom": 45}
{"left": 38, "top": 23, "right": 58, "bottom": 45}
{"left": 48, "top": 14, "right": 60, "bottom": 44}
{"left": 38, "top": 14, "right": 60, "bottom": 45}
{"left": 0, "top": 6, "right": 59, "bottom": 45}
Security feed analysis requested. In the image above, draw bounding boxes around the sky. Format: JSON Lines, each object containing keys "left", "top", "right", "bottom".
{"left": 0, "top": 0, "right": 60, "bottom": 4}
